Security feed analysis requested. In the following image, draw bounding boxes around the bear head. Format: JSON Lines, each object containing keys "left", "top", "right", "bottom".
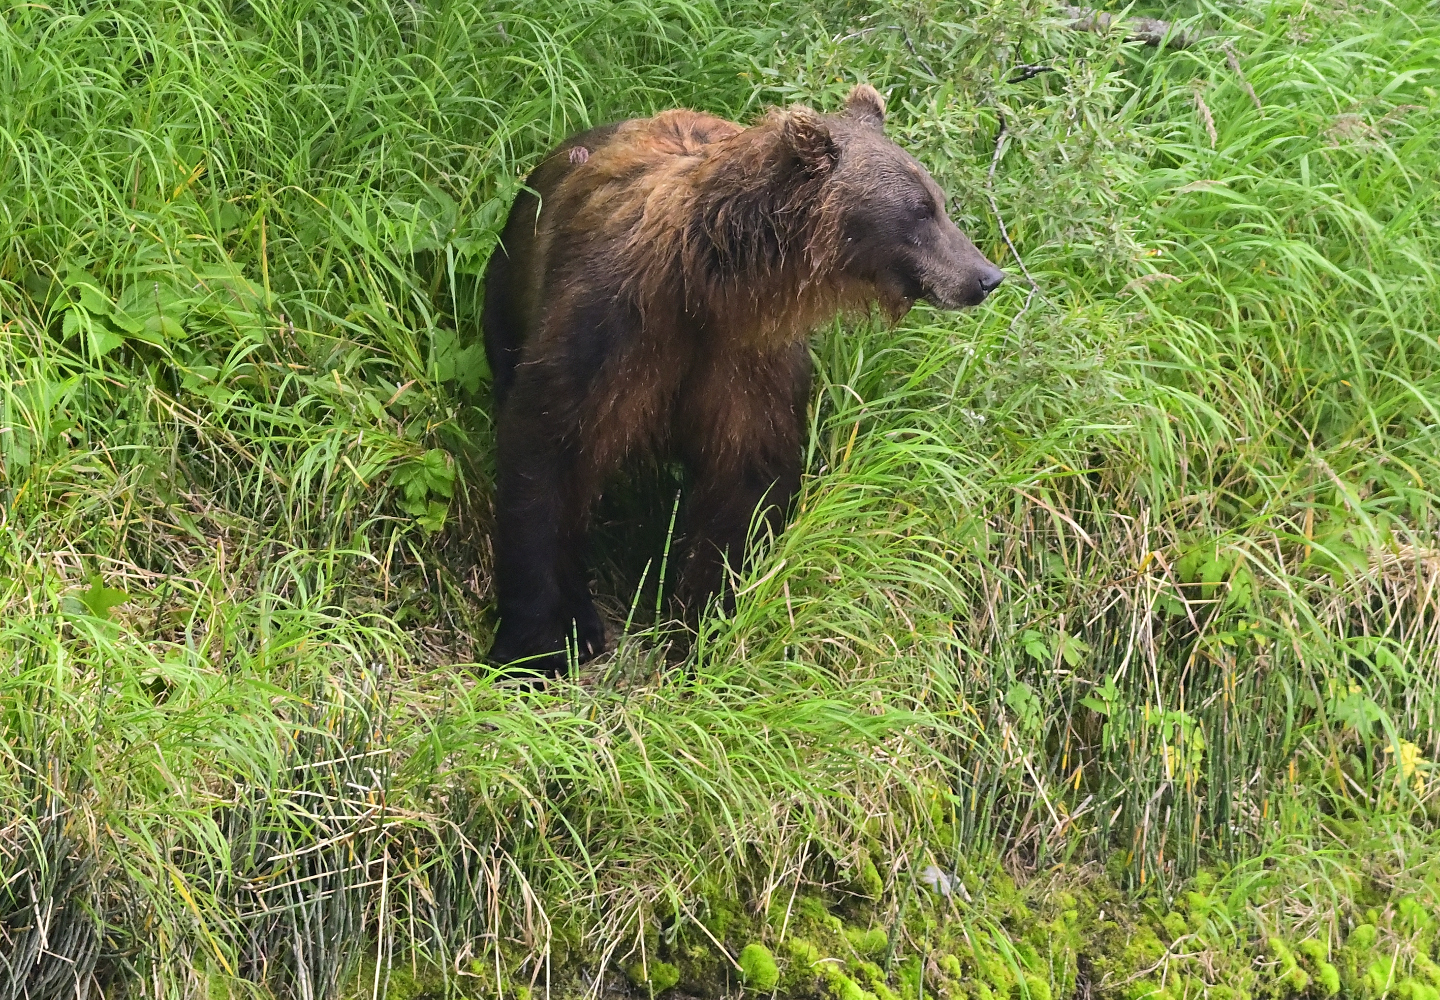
{"left": 782, "top": 84, "right": 1005, "bottom": 312}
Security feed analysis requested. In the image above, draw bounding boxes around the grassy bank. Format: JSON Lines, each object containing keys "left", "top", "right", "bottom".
{"left": 2, "top": 0, "right": 1439, "bottom": 997}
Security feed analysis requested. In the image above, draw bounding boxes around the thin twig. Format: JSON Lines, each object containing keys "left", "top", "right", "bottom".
{"left": 1007, "top": 285, "right": 1036, "bottom": 336}
{"left": 898, "top": 25, "right": 937, "bottom": 79}
{"left": 985, "top": 111, "right": 1050, "bottom": 310}
{"left": 677, "top": 900, "right": 742, "bottom": 971}
{"left": 833, "top": 23, "right": 938, "bottom": 77}
{"left": 1006, "top": 64, "right": 1058, "bottom": 83}
{"left": 371, "top": 848, "right": 389, "bottom": 1000}
{"left": 1000, "top": 718, "right": 1064, "bottom": 832}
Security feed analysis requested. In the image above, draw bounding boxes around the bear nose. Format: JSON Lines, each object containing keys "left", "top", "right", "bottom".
{"left": 978, "top": 267, "right": 1005, "bottom": 295}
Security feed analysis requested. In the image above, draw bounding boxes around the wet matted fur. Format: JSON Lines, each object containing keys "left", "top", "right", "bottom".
{"left": 481, "top": 84, "right": 1004, "bottom": 672}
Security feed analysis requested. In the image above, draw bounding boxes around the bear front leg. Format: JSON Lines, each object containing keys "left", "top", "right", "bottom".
{"left": 676, "top": 455, "right": 801, "bottom": 617}
{"left": 676, "top": 342, "right": 810, "bottom": 618}
{"left": 488, "top": 423, "right": 605, "bottom": 674}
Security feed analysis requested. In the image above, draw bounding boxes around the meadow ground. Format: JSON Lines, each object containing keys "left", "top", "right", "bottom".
{"left": 2, "top": 0, "right": 1440, "bottom": 997}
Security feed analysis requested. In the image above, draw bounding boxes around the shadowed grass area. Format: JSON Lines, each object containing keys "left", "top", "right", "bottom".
{"left": 2, "top": 0, "right": 1439, "bottom": 997}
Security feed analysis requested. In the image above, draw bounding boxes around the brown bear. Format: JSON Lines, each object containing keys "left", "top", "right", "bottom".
{"left": 481, "top": 84, "right": 1003, "bottom": 672}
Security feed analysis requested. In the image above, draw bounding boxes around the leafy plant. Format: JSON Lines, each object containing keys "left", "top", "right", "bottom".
{"left": 390, "top": 448, "right": 456, "bottom": 533}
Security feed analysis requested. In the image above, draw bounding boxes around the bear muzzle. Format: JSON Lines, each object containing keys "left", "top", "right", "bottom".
{"left": 916, "top": 222, "right": 1006, "bottom": 309}
{"left": 922, "top": 262, "right": 1006, "bottom": 309}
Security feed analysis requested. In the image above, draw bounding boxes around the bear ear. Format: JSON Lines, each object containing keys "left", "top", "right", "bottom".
{"left": 844, "top": 84, "right": 886, "bottom": 127}
{"left": 783, "top": 106, "right": 838, "bottom": 176}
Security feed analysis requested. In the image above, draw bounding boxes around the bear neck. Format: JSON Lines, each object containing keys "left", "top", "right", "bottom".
{"left": 697, "top": 122, "right": 847, "bottom": 338}
{"left": 633, "top": 117, "right": 854, "bottom": 347}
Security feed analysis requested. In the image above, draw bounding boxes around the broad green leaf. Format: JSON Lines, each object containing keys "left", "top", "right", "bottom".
{"left": 75, "top": 576, "right": 129, "bottom": 619}
{"left": 88, "top": 325, "right": 126, "bottom": 358}
{"left": 1060, "top": 633, "right": 1091, "bottom": 667}
{"left": 417, "top": 499, "right": 448, "bottom": 534}
{"left": 74, "top": 282, "right": 114, "bottom": 316}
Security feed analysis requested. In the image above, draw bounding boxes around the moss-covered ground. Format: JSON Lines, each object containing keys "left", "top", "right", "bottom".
{"left": 352, "top": 826, "right": 1440, "bottom": 999}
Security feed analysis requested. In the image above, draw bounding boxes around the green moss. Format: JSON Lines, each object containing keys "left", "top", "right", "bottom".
{"left": 848, "top": 960, "right": 899, "bottom": 1000}
{"left": 739, "top": 944, "right": 779, "bottom": 993}
{"left": 1105, "top": 851, "right": 1131, "bottom": 884}
{"left": 798, "top": 897, "right": 830, "bottom": 924}
{"left": 1416, "top": 953, "right": 1440, "bottom": 987}
{"left": 978, "top": 951, "right": 1015, "bottom": 997}
{"left": 896, "top": 956, "right": 923, "bottom": 1000}
{"left": 927, "top": 793, "right": 946, "bottom": 828}
{"left": 796, "top": 896, "right": 845, "bottom": 935}
{"left": 705, "top": 898, "right": 742, "bottom": 941}
{"left": 853, "top": 960, "right": 882, "bottom": 980}
{"left": 652, "top": 965, "right": 681, "bottom": 993}
{"left": 781, "top": 940, "right": 825, "bottom": 995}
{"left": 1295, "top": 939, "right": 1339, "bottom": 997}
{"left": 990, "top": 870, "right": 1019, "bottom": 898}
{"left": 1124, "top": 926, "right": 1167, "bottom": 968}
{"left": 1267, "top": 937, "right": 1309, "bottom": 993}
{"left": 1348, "top": 923, "right": 1379, "bottom": 951}
{"left": 857, "top": 856, "right": 884, "bottom": 900}
{"left": 824, "top": 967, "right": 876, "bottom": 1000}
{"left": 846, "top": 927, "right": 889, "bottom": 958}
{"left": 1365, "top": 955, "right": 1398, "bottom": 994}
{"left": 1161, "top": 912, "right": 1188, "bottom": 941}
{"left": 1125, "top": 979, "right": 1169, "bottom": 1000}
{"left": 620, "top": 863, "right": 1440, "bottom": 1000}
{"left": 1282, "top": 964, "right": 1310, "bottom": 993}
{"left": 1398, "top": 897, "right": 1433, "bottom": 934}
{"left": 789, "top": 937, "right": 822, "bottom": 966}
{"left": 205, "top": 971, "right": 237, "bottom": 1000}
{"left": 765, "top": 900, "right": 791, "bottom": 929}
{"left": 1181, "top": 891, "right": 1210, "bottom": 915}
{"left": 625, "top": 961, "right": 680, "bottom": 993}
{"left": 354, "top": 960, "right": 450, "bottom": 1000}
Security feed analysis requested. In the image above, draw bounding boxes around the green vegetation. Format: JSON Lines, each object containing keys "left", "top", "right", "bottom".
{"left": 2, "top": 0, "right": 1438, "bottom": 997}
{"left": 740, "top": 944, "right": 780, "bottom": 993}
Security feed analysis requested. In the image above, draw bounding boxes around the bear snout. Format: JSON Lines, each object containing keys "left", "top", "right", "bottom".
{"left": 919, "top": 223, "right": 1006, "bottom": 308}
{"left": 924, "top": 262, "right": 1006, "bottom": 309}
{"left": 979, "top": 265, "right": 1005, "bottom": 295}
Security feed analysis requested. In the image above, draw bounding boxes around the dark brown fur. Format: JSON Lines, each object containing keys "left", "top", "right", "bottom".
{"left": 482, "top": 85, "right": 1003, "bottom": 672}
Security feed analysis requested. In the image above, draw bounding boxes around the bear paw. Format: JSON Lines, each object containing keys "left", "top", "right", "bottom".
{"left": 489, "top": 601, "right": 606, "bottom": 675}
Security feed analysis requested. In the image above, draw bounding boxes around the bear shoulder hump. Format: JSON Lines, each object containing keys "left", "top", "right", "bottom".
{"left": 641, "top": 109, "right": 744, "bottom": 156}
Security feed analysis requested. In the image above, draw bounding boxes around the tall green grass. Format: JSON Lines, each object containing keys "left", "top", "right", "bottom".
{"left": 2, "top": 0, "right": 1439, "bottom": 996}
